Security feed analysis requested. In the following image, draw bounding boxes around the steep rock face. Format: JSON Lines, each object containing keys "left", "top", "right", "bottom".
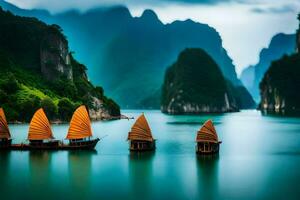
{"left": 40, "top": 26, "right": 73, "bottom": 81}
{"left": 260, "top": 54, "right": 300, "bottom": 115}
{"left": 161, "top": 48, "right": 238, "bottom": 114}
{"left": 241, "top": 33, "right": 296, "bottom": 102}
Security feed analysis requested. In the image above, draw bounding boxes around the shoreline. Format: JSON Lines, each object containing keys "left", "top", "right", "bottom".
{"left": 8, "top": 114, "right": 133, "bottom": 125}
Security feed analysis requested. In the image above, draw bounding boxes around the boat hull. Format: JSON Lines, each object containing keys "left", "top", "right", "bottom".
{"left": 129, "top": 140, "right": 156, "bottom": 151}
{"left": 61, "top": 138, "right": 100, "bottom": 150}
{"left": 196, "top": 142, "right": 220, "bottom": 155}
{"left": 0, "top": 139, "right": 12, "bottom": 150}
{"left": 8, "top": 138, "right": 100, "bottom": 151}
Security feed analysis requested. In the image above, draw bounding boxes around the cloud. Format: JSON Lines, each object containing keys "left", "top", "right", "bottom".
{"left": 251, "top": 4, "right": 297, "bottom": 14}
{"left": 162, "top": 0, "right": 230, "bottom": 4}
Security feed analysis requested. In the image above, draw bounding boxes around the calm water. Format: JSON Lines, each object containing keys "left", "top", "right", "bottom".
{"left": 1, "top": 110, "right": 300, "bottom": 200}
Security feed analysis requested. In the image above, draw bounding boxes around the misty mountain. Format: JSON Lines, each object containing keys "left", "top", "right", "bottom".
{"left": 240, "top": 33, "right": 296, "bottom": 102}
{"left": 1, "top": 1, "right": 248, "bottom": 108}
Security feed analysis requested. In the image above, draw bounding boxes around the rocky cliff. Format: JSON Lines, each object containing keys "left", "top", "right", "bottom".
{"left": 260, "top": 54, "right": 300, "bottom": 115}
{"left": 40, "top": 26, "right": 73, "bottom": 81}
{"left": 161, "top": 48, "right": 240, "bottom": 114}
{"left": 0, "top": 8, "right": 120, "bottom": 122}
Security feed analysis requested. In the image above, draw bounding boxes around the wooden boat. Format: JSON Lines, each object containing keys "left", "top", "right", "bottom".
{"left": 196, "top": 120, "right": 221, "bottom": 154}
{"left": 63, "top": 105, "right": 99, "bottom": 150}
{"left": 127, "top": 114, "right": 155, "bottom": 151}
{"left": 0, "top": 108, "right": 12, "bottom": 149}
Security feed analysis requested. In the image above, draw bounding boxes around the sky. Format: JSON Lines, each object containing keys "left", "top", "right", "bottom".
{"left": 6, "top": 0, "right": 300, "bottom": 75}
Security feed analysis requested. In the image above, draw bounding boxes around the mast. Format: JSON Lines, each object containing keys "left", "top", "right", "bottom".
{"left": 66, "top": 105, "right": 92, "bottom": 140}
{"left": 0, "top": 108, "right": 11, "bottom": 139}
{"left": 196, "top": 120, "right": 219, "bottom": 143}
{"left": 127, "top": 114, "right": 153, "bottom": 142}
{"left": 28, "top": 108, "right": 54, "bottom": 140}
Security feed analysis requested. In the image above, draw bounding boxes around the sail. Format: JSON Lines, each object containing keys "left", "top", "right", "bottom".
{"left": 128, "top": 114, "right": 154, "bottom": 142}
{"left": 196, "top": 120, "right": 219, "bottom": 143}
{"left": 66, "top": 105, "right": 92, "bottom": 139}
{"left": 0, "top": 108, "right": 11, "bottom": 139}
{"left": 28, "top": 108, "right": 54, "bottom": 140}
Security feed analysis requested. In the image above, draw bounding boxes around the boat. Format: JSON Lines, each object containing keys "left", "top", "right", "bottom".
{"left": 127, "top": 114, "right": 156, "bottom": 151}
{"left": 63, "top": 105, "right": 99, "bottom": 150}
{"left": 0, "top": 108, "right": 12, "bottom": 149}
{"left": 196, "top": 120, "right": 221, "bottom": 154}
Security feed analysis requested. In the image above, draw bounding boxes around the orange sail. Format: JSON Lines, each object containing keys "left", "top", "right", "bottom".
{"left": 0, "top": 108, "right": 11, "bottom": 139}
{"left": 66, "top": 105, "right": 92, "bottom": 139}
{"left": 128, "top": 114, "right": 154, "bottom": 142}
{"left": 196, "top": 120, "right": 219, "bottom": 143}
{"left": 28, "top": 108, "right": 54, "bottom": 140}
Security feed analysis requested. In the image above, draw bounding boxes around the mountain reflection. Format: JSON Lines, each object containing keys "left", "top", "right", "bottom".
{"left": 196, "top": 155, "right": 219, "bottom": 199}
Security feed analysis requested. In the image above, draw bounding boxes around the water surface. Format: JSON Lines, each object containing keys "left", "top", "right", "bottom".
{"left": 1, "top": 110, "right": 300, "bottom": 199}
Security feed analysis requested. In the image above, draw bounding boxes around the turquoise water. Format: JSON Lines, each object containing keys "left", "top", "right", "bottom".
{"left": 1, "top": 110, "right": 300, "bottom": 199}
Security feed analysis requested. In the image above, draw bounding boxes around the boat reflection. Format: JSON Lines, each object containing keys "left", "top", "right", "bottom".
{"left": 67, "top": 150, "right": 96, "bottom": 199}
{"left": 196, "top": 155, "right": 219, "bottom": 199}
{"left": 29, "top": 151, "right": 54, "bottom": 199}
{"left": 0, "top": 151, "right": 11, "bottom": 187}
{"left": 128, "top": 151, "right": 155, "bottom": 199}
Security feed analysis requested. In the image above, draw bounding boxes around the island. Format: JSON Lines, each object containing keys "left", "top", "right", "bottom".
{"left": 161, "top": 48, "right": 254, "bottom": 114}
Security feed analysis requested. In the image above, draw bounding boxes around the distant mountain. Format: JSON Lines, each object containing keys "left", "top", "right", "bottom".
{"left": 240, "top": 33, "right": 296, "bottom": 102}
{"left": 1, "top": 1, "right": 246, "bottom": 108}
{"left": 0, "top": 8, "right": 120, "bottom": 122}
{"left": 161, "top": 48, "right": 255, "bottom": 114}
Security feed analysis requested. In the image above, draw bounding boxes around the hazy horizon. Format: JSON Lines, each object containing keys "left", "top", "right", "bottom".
{"left": 5, "top": 0, "right": 300, "bottom": 75}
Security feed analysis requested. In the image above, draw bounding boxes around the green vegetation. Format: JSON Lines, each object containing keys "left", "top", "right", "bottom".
{"left": 0, "top": 67, "right": 79, "bottom": 121}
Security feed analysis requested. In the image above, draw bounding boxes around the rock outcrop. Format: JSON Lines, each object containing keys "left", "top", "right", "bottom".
{"left": 260, "top": 54, "right": 300, "bottom": 115}
{"left": 40, "top": 25, "right": 73, "bottom": 81}
{"left": 161, "top": 48, "right": 239, "bottom": 114}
